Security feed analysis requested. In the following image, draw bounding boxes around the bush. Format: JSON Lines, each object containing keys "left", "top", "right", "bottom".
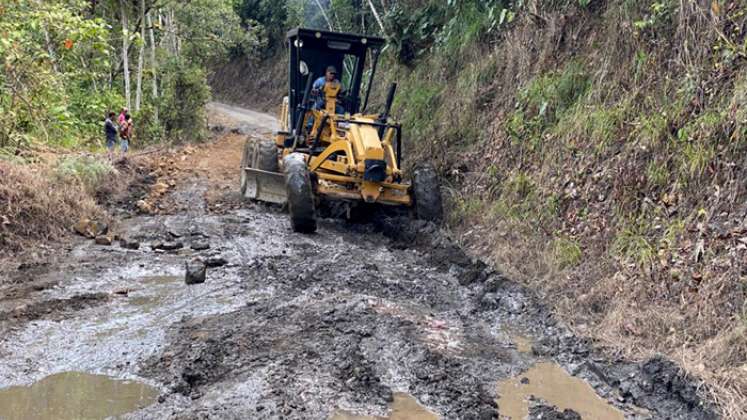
{"left": 54, "top": 155, "right": 116, "bottom": 194}
{"left": 160, "top": 60, "right": 211, "bottom": 142}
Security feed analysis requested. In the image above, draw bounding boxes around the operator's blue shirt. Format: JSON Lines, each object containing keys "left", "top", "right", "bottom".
{"left": 312, "top": 77, "right": 328, "bottom": 109}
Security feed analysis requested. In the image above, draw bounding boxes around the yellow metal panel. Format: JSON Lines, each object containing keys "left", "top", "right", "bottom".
{"left": 316, "top": 184, "right": 412, "bottom": 206}
{"left": 309, "top": 140, "right": 355, "bottom": 173}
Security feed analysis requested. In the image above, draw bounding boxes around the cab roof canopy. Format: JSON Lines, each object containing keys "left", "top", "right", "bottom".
{"left": 286, "top": 28, "right": 385, "bottom": 126}
{"left": 286, "top": 28, "right": 385, "bottom": 52}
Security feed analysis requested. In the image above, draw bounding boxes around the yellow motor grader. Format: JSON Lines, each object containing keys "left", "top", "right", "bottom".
{"left": 240, "top": 28, "right": 442, "bottom": 233}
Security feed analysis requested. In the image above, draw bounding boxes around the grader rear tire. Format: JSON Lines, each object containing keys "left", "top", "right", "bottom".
{"left": 239, "top": 139, "right": 252, "bottom": 196}
{"left": 283, "top": 153, "right": 317, "bottom": 233}
{"left": 256, "top": 138, "right": 279, "bottom": 172}
{"left": 413, "top": 165, "right": 443, "bottom": 223}
{"left": 240, "top": 138, "right": 279, "bottom": 197}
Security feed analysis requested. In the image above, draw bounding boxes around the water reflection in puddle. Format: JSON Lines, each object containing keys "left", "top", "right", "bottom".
{"left": 331, "top": 392, "right": 438, "bottom": 420}
{"left": 497, "top": 362, "right": 624, "bottom": 420}
{"left": 0, "top": 372, "right": 158, "bottom": 420}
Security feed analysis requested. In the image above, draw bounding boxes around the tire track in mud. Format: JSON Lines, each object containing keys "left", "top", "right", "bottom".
{"left": 0, "top": 104, "right": 718, "bottom": 420}
{"left": 134, "top": 214, "right": 717, "bottom": 419}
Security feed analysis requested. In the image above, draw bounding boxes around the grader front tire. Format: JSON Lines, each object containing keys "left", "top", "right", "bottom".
{"left": 283, "top": 153, "right": 317, "bottom": 233}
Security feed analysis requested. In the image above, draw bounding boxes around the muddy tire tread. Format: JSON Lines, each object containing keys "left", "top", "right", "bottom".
{"left": 284, "top": 153, "right": 317, "bottom": 233}
{"left": 239, "top": 139, "right": 253, "bottom": 195}
{"left": 413, "top": 165, "right": 444, "bottom": 223}
{"left": 255, "top": 138, "right": 279, "bottom": 172}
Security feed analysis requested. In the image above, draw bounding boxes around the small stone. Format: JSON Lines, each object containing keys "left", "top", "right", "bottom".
{"left": 136, "top": 200, "right": 154, "bottom": 214}
{"left": 185, "top": 260, "right": 207, "bottom": 285}
{"left": 74, "top": 218, "right": 108, "bottom": 238}
{"left": 153, "top": 241, "right": 183, "bottom": 251}
{"left": 120, "top": 238, "right": 140, "bottom": 250}
{"left": 480, "top": 292, "right": 499, "bottom": 309}
{"left": 520, "top": 377, "right": 530, "bottom": 385}
{"left": 205, "top": 256, "right": 228, "bottom": 267}
{"left": 95, "top": 235, "right": 112, "bottom": 246}
{"left": 483, "top": 276, "right": 504, "bottom": 293}
{"left": 191, "top": 241, "right": 210, "bottom": 251}
{"left": 209, "top": 124, "right": 226, "bottom": 133}
{"left": 502, "top": 295, "right": 525, "bottom": 314}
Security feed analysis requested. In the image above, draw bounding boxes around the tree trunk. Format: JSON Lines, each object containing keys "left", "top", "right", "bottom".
{"left": 121, "top": 0, "right": 131, "bottom": 109}
{"left": 366, "top": 0, "right": 389, "bottom": 39}
{"left": 135, "top": 0, "right": 145, "bottom": 112}
{"left": 313, "top": 0, "right": 335, "bottom": 30}
{"left": 171, "top": 9, "right": 179, "bottom": 56}
{"left": 147, "top": 10, "right": 159, "bottom": 124}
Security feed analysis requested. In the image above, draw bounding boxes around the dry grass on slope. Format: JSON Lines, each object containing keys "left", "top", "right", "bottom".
{"left": 0, "top": 160, "right": 107, "bottom": 256}
{"left": 427, "top": 1, "right": 747, "bottom": 418}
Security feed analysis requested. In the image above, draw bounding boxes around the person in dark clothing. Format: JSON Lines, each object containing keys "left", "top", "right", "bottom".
{"left": 104, "top": 112, "right": 118, "bottom": 161}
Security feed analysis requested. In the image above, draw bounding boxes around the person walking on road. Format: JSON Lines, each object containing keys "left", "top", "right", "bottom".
{"left": 104, "top": 111, "right": 118, "bottom": 161}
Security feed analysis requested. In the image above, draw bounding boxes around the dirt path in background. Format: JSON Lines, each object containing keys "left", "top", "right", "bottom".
{"left": 0, "top": 104, "right": 718, "bottom": 420}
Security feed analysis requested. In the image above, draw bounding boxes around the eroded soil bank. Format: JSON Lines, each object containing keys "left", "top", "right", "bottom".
{"left": 0, "top": 105, "right": 718, "bottom": 419}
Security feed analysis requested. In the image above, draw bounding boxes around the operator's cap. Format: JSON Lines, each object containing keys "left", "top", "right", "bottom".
{"left": 326, "top": 66, "right": 338, "bottom": 74}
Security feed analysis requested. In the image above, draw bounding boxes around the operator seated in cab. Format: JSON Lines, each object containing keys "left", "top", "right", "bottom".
{"left": 311, "top": 66, "right": 345, "bottom": 114}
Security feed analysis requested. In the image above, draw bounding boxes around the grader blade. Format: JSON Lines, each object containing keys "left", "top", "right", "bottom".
{"left": 242, "top": 168, "right": 287, "bottom": 204}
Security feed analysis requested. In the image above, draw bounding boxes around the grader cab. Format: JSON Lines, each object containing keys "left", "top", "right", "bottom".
{"left": 240, "top": 28, "right": 442, "bottom": 233}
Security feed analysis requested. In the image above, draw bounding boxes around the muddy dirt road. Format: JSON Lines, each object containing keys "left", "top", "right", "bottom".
{"left": 0, "top": 105, "right": 718, "bottom": 419}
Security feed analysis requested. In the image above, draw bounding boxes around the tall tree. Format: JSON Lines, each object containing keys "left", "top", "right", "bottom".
{"left": 135, "top": 0, "right": 145, "bottom": 112}
{"left": 121, "top": 0, "right": 131, "bottom": 109}
{"left": 147, "top": 10, "right": 159, "bottom": 123}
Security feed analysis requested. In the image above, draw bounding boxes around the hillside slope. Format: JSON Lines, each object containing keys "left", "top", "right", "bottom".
{"left": 211, "top": 1, "right": 747, "bottom": 417}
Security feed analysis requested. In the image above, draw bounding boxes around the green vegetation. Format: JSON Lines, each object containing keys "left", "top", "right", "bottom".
{"left": 550, "top": 237, "right": 583, "bottom": 269}
{"left": 54, "top": 155, "right": 116, "bottom": 193}
{"left": 0, "top": 0, "right": 255, "bottom": 153}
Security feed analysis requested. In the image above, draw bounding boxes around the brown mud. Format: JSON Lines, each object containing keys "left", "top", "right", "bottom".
{"left": 0, "top": 104, "right": 718, "bottom": 419}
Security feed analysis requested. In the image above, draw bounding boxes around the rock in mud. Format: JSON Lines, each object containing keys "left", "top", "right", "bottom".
{"left": 191, "top": 241, "right": 210, "bottom": 251}
{"left": 483, "top": 275, "right": 506, "bottom": 293}
{"left": 136, "top": 200, "right": 155, "bottom": 214}
{"left": 95, "top": 235, "right": 113, "bottom": 246}
{"left": 528, "top": 398, "right": 581, "bottom": 420}
{"left": 74, "top": 218, "right": 108, "bottom": 238}
{"left": 208, "top": 123, "right": 226, "bottom": 133}
{"left": 119, "top": 237, "right": 140, "bottom": 250}
{"left": 185, "top": 260, "right": 207, "bottom": 285}
{"left": 480, "top": 292, "right": 500, "bottom": 309}
{"left": 205, "top": 256, "right": 227, "bottom": 267}
{"left": 501, "top": 294, "right": 526, "bottom": 314}
{"left": 152, "top": 241, "right": 183, "bottom": 251}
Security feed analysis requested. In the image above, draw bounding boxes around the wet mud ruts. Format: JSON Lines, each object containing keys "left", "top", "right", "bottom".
{"left": 0, "top": 106, "right": 720, "bottom": 420}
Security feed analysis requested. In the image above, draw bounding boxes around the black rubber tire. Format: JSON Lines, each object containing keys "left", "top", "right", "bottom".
{"left": 239, "top": 139, "right": 252, "bottom": 196}
{"left": 283, "top": 153, "right": 317, "bottom": 233}
{"left": 412, "top": 165, "right": 444, "bottom": 223}
{"left": 255, "top": 138, "right": 279, "bottom": 172}
{"left": 241, "top": 138, "right": 278, "bottom": 197}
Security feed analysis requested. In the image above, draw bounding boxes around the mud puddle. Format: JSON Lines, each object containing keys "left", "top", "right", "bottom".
{"left": 0, "top": 371, "right": 158, "bottom": 420}
{"left": 497, "top": 362, "right": 624, "bottom": 420}
{"left": 331, "top": 392, "right": 438, "bottom": 420}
